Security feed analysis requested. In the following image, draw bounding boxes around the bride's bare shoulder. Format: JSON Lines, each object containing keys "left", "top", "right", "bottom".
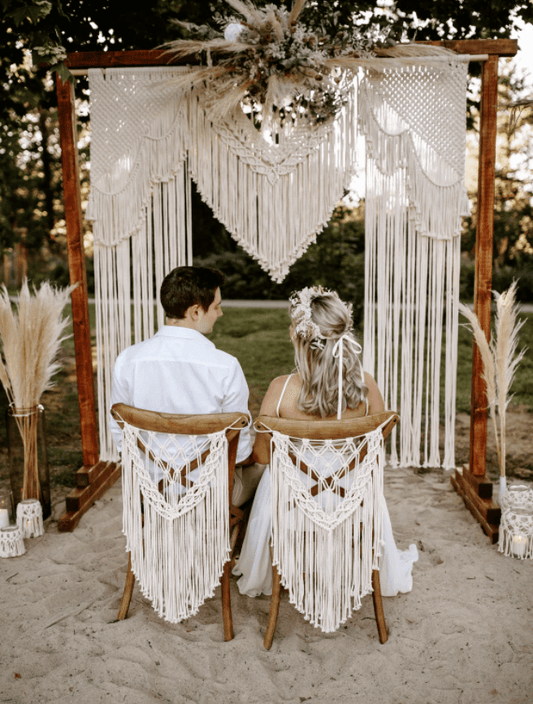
{"left": 259, "top": 374, "right": 293, "bottom": 416}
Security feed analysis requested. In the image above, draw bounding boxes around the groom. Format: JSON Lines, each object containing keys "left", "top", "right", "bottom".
{"left": 109, "top": 265, "right": 263, "bottom": 506}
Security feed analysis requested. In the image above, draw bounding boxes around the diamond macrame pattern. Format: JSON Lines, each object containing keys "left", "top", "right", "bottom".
{"left": 364, "top": 62, "right": 468, "bottom": 175}
{"left": 90, "top": 67, "right": 188, "bottom": 187}
{"left": 123, "top": 422, "right": 228, "bottom": 520}
{"left": 209, "top": 102, "right": 337, "bottom": 185}
{"left": 272, "top": 428, "right": 383, "bottom": 531}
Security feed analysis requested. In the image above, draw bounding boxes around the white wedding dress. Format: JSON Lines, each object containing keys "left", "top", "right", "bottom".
{"left": 233, "top": 379, "right": 418, "bottom": 598}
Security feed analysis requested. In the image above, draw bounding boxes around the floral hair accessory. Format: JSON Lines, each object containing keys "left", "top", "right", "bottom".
{"left": 289, "top": 286, "right": 328, "bottom": 350}
{"left": 289, "top": 286, "right": 356, "bottom": 351}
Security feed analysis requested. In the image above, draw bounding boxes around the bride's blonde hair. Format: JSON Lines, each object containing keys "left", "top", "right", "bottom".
{"left": 290, "top": 287, "right": 368, "bottom": 418}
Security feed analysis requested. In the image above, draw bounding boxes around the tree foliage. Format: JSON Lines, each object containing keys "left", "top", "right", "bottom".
{"left": 2, "top": 1, "right": 533, "bottom": 291}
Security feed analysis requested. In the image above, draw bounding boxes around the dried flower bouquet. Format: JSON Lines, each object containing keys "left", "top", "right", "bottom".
{"left": 164, "top": 0, "right": 455, "bottom": 127}
{"left": 0, "top": 280, "right": 75, "bottom": 502}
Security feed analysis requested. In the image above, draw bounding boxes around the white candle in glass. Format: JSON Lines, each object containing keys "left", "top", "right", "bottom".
{"left": 512, "top": 534, "right": 527, "bottom": 558}
{"left": 0, "top": 508, "right": 9, "bottom": 529}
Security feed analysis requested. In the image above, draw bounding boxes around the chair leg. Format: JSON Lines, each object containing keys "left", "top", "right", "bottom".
{"left": 263, "top": 564, "right": 281, "bottom": 650}
{"left": 221, "top": 560, "right": 234, "bottom": 642}
{"left": 229, "top": 524, "right": 240, "bottom": 569}
{"left": 117, "top": 552, "right": 135, "bottom": 621}
{"left": 371, "top": 569, "right": 388, "bottom": 644}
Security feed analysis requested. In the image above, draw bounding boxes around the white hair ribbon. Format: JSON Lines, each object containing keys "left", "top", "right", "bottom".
{"left": 332, "top": 335, "right": 363, "bottom": 419}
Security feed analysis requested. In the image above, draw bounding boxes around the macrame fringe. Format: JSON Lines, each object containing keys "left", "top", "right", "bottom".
{"left": 187, "top": 92, "right": 357, "bottom": 282}
{"left": 363, "top": 167, "right": 460, "bottom": 468}
{"left": 121, "top": 422, "right": 231, "bottom": 623}
{"left": 94, "top": 168, "right": 193, "bottom": 460}
{"left": 361, "top": 61, "right": 467, "bottom": 469}
{"left": 270, "top": 430, "right": 384, "bottom": 633}
{"left": 87, "top": 67, "right": 357, "bottom": 283}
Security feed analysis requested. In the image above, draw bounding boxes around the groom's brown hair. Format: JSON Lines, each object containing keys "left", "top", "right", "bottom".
{"left": 160, "top": 266, "right": 225, "bottom": 320}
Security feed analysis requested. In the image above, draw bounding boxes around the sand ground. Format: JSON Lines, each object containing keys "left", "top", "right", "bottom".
{"left": 1, "top": 460, "right": 532, "bottom": 704}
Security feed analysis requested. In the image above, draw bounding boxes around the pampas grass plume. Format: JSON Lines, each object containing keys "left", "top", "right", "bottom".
{"left": 493, "top": 281, "right": 527, "bottom": 476}
{"left": 0, "top": 280, "right": 75, "bottom": 408}
{"left": 0, "top": 279, "right": 76, "bottom": 500}
{"left": 458, "top": 301, "right": 501, "bottom": 469}
{"left": 459, "top": 283, "right": 527, "bottom": 479}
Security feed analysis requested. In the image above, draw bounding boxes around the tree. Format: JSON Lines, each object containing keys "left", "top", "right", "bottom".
{"left": 2, "top": 1, "right": 532, "bottom": 285}
{"left": 462, "top": 61, "right": 533, "bottom": 300}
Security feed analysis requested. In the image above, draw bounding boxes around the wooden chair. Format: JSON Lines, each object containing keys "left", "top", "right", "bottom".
{"left": 254, "top": 410, "right": 399, "bottom": 649}
{"left": 110, "top": 403, "right": 249, "bottom": 641}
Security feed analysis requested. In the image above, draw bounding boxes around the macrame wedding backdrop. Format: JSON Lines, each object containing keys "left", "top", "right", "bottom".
{"left": 55, "top": 38, "right": 516, "bottom": 532}
{"left": 87, "top": 55, "right": 467, "bottom": 467}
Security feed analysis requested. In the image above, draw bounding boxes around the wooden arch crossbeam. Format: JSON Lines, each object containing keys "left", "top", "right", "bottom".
{"left": 55, "top": 39, "right": 517, "bottom": 533}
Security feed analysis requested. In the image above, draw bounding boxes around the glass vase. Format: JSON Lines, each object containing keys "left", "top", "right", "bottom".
{"left": 7, "top": 405, "right": 51, "bottom": 520}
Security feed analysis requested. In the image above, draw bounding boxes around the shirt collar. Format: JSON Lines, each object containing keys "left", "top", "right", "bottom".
{"left": 155, "top": 325, "right": 215, "bottom": 348}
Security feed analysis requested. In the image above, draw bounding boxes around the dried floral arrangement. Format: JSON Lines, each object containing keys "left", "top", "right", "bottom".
{"left": 164, "top": 0, "right": 454, "bottom": 127}
{"left": 458, "top": 282, "right": 527, "bottom": 497}
{"left": 0, "top": 280, "right": 75, "bottom": 503}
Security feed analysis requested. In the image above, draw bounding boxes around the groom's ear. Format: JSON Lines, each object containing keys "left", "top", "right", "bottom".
{"left": 184, "top": 303, "right": 203, "bottom": 323}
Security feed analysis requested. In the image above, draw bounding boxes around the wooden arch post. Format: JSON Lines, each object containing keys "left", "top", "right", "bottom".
{"left": 450, "top": 51, "right": 511, "bottom": 542}
{"left": 55, "top": 41, "right": 516, "bottom": 532}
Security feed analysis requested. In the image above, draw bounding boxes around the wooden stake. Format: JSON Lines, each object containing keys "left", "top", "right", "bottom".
{"left": 469, "top": 56, "right": 499, "bottom": 477}
{"left": 56, "top": 76, "right": 99, "bottom": 466}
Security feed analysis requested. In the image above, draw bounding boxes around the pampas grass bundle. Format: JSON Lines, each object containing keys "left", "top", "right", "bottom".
{"left": 458, "top": 282, "right": 527, "bottom": 482}
{"left": 0, "top": 280, "right": 75, "bottom": 501}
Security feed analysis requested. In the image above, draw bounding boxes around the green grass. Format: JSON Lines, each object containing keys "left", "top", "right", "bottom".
{"left": 209, "top": 308, "right": 294, "bottom": 414}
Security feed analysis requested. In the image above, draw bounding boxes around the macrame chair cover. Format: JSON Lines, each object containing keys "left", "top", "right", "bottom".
{"left": 120, "top": 418, "right": 231, "bottom": 623}
{"left": 359, "top": 58, "right": 470, "bottom": 468}
{"left": 86, "top": 66, "right": 358, "bottom": 459}
{"left": 269, "top": 425, "right": 385, "bottom": 633}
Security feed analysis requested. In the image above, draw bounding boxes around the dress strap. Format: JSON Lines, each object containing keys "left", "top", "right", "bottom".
{"left": 276, "top": 375, "right": 293, "bottom": 418}
{"left": 361, "top": 362, "right": 369, "bottom": 416}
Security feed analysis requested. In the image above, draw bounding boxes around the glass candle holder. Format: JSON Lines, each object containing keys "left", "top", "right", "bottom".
{"left": 512, "top": 533, "right": 528, "bottom": 558}
{"left": 0, "top": 489, "right": 14, "bottom": 528}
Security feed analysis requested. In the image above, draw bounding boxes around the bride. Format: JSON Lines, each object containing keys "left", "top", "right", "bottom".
{"left": 233, "top": 286, "right": 418, "bottom": 598}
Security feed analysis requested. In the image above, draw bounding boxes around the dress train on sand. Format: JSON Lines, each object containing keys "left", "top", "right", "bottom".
{"left": 232, "top": 467, "right": 418, "bottom": 598}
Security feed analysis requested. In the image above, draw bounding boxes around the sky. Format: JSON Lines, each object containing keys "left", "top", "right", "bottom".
{"left": 513, "top": 19, "right": 533, "bottom": 93}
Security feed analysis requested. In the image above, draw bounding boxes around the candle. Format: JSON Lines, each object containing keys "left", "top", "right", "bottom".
{"left": 0, "top": 508, "right": 9, "bottom": 529}
{"left": 512, "top": 534, "right": 527, "bottom": 558}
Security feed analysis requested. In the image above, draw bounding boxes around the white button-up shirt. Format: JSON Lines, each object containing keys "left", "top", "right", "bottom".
{"left": 109, "top": 326, "right": 252, "bottom": 463}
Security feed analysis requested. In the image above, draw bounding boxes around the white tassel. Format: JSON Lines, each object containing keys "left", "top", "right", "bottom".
{"left": 270, "top": 427, "right": 385, "bottom": 633}
{"left": 121, "top": 422, "right": 231, "bottom": 623}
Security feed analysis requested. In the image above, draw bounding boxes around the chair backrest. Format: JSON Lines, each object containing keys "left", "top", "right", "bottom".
{"left": 111, "top": 403, "right": 248, "bottom": 624}
{"left": 254, "top": 410, "right": 399, "bottom": 633}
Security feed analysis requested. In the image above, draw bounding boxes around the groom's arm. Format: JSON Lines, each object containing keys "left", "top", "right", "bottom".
{"left": 222, "top": 359, "right": 253, "bottom": 464}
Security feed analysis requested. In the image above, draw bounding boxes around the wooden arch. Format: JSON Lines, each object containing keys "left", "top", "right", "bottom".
{"left": 55, "top": 39, "right": 517, "bottom": 533}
